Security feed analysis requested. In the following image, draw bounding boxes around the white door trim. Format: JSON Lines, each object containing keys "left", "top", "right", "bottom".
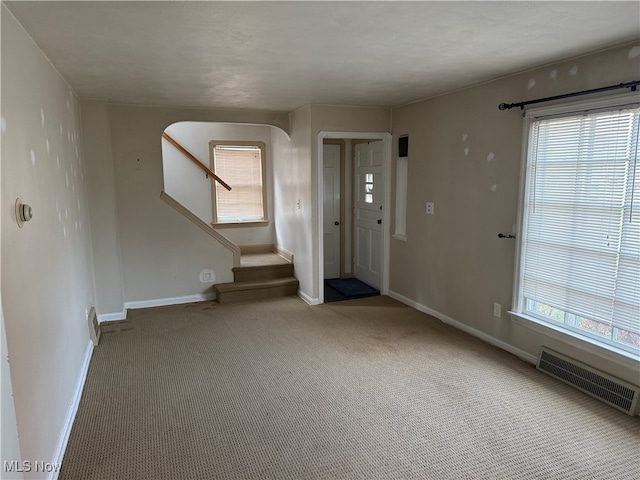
{"left": 317, "top": 131, "right": 392, "bottom": 304}
{"left": 322, "top": 143, "right": 342, "bottom": 280}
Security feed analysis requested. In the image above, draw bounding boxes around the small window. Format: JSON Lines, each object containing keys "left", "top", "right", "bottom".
{"left": 365, "top": 174, "right": 374, "bottom": 203}
{"left": 513, "top": 96, "right": 639, "bottom": 357}
{"left": 209, "top": 141, "right": 267, "bottom": 226}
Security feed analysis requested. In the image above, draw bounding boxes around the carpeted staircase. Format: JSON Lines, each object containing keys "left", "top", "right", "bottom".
{"left": 214, "top": 250, "right": 298, "bottom": 303}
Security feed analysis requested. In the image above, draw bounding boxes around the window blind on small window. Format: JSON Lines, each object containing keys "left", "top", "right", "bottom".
{"left": 212, "top": 145, "right": 264, "bottom": 223}
{"left": 523, "top": 107, "right": 640, "bottom": 337}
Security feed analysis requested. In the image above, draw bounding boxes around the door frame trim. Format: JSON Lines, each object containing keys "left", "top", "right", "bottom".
{"left": 323, "top": 140, "right": 346, "bottom": 277}
{"left": 317, "top": 131, "right": 392, "bottom": 304}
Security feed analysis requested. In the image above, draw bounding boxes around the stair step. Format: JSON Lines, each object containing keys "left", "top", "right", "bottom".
{"left": 233, "top": 263, "right": 294, "bottom": 282}
{"left": 214, "top": 277, "right": 299, "bottom": 304}
{"left": 240, "top": 252, "right": 290, "bottom": 268}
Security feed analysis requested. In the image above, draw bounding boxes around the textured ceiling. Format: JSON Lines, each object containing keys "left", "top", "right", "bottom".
{"left": 5, "top": 1, "right": 640, "bottom": 112}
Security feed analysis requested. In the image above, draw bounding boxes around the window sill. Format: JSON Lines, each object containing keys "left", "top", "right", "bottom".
{"left": 509, "top": 311, "right": 640, "bottom": 370}
{"left": 211, "top": 221, "right": 269, "bottom": 229}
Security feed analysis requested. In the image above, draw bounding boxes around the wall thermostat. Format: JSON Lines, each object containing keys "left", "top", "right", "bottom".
{"left": 15, "top": 198, "right": 33, "bottom": 228}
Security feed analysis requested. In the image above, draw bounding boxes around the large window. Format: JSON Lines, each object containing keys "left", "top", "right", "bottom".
{"left": 209, "top": 141, "right": 267, "bottom": 226}
{"left": 513, "top": 95, "right": 639, "bottom": 358}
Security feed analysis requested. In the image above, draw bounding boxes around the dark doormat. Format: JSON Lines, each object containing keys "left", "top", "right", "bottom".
{"left": 325, "top": 278, "right": 380, "bottom": 300}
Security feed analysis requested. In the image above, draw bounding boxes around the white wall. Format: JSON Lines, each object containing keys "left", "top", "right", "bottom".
{"left": 309, "top": 105, "right": 392, "bottom": 300}
{"left": 0, "top": 29, "right": 23, "bottom": 473}
{"left": 273, "top": 106, "right": 314, "bottom": 300}
{"left": 390, "top": 42, "right": 640, "bottom": 384}
{"left": 272, "top": 105, "right": 392, "bottom": 302}
{"left": 102, "top": 104, "right": 289, "bottom": 306}
{"left": 162, "top": 122, "right": 277, "bottom": 246}
{"left": 81, "top": 100, "right": 126, "bottom": 320}
{"left": 162, "top": 124, "right": 213, "bottom": 225}
{"left": 1, "top": 302, "right": 23, "bottom": 480}
{"left": 1, "top": 13, "right": 22, "bottom": 475}
{"left": 1, "top": 7, "right": 95, "bottom": 477}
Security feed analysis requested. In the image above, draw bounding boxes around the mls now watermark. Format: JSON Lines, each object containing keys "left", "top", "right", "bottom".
{"left": 4, "top": 460, "right": 61, "bottom": 474}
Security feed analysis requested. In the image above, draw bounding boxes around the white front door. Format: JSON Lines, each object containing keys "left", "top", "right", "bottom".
{"left": 354, "top": 141, "right": 384, "bottom": 289}
{"left": 323, "top": 144, "right": 341, "bottom": 279}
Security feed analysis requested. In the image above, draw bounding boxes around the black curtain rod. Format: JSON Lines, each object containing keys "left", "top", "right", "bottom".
{"left": 498, "top": 80, "right": 640, "bottom": 111}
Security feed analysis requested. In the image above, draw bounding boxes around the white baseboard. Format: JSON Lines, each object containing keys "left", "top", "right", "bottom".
{"left": 97, "top": 310, "right": 127, "bottom": 323}
{"left": 388, "top": 290, "right": 538, "bottom": 365}
{"left": 50, "top": 340, "right": 93, "bottom": 480}
{"left": 298, "top": 290, "right": 320, "bottom": 306}
{"left": 124, "top": 292, "right": 216, "bottom": 310}
{"left": 276, "top": 245, "right": 294, "bottom": 263}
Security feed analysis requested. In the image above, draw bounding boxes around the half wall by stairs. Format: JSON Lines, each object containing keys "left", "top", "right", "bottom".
{"left": 161, "top": 191, "right": 298, "bottom": 304}
{"left": 160, "top": 192, "right": 241, "bottom": 267}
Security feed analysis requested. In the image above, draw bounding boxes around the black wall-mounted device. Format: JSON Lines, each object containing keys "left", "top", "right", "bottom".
{"left": 399, "top": 135, "right": 408, "bottom": 157}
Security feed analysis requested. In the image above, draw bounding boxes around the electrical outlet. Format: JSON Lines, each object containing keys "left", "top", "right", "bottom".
{"left": 426, "top": 202, "right": 434, "bottom": 215}
{"left": 493, "top": 302, "right": 502, "bottom": 318}
{"left": 200, "top": 269, "right": 216, "bottom": 283}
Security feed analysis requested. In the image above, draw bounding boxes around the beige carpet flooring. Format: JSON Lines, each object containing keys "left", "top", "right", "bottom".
{"left": 60, "top": 296, "right": 640, "bottom": 479}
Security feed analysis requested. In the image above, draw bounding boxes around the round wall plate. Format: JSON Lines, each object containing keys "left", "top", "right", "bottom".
{"left": 15, "top": 198, "right": 24, "bottom": 228}
{"left": 15, "top": 199, "right": 32, "bottom": 227}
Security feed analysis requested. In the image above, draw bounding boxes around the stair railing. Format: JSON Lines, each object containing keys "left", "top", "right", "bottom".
{"left": 162, "top": 132, "right": 232, "bottom": 191}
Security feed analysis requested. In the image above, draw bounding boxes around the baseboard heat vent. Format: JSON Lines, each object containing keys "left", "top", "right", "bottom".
{"left": 537, "top": 348, "right": 639, "bottom": 416}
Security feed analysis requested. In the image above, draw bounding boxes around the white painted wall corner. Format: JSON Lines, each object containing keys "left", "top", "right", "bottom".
{"left": 298, "top": 290, "right": 320, "bottom": 306}
{"left": 387, "top": 290, "right": 538, "bottom": 365}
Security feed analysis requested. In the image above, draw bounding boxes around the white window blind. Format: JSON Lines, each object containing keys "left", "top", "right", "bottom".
{"left": 212, "top": 145, "right": 265, "bottom": 223}
{"left": 521, "top": 106, "right": 639, "bottom": 354}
